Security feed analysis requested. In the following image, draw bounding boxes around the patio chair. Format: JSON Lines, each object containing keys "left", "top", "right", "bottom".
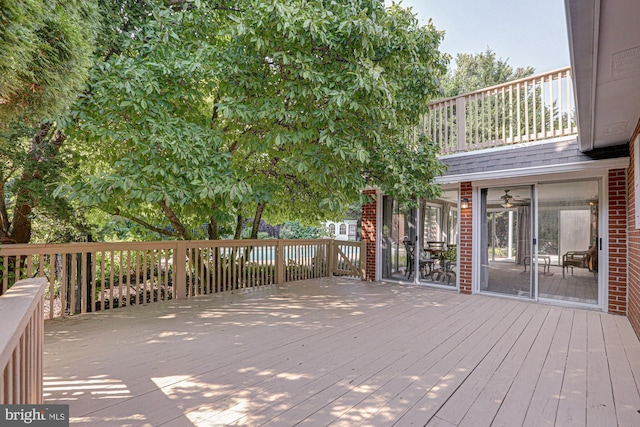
{"left": 404, "top": 240, "right": 430, "bottom": 280}
{"left": 562, "top": 250, "right": 590, "bottom": 278}
{"left": 444, "top": 261, "right": 457, "bottom": 285}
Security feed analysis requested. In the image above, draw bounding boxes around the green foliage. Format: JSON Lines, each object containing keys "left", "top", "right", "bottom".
{"left": 0, "top": 0, "right": 99, "bottom": 123}
{"left": 280, "top": 221, "right": 321, "bottom": 240}
{"left": 61, "top": 0, "right": 448, "bottom": 239}
{"left": 0, "top": 0, "right": 99, "bottom": 243}
{"left": 442, "top": 48, "right": 535, "bottom": 97}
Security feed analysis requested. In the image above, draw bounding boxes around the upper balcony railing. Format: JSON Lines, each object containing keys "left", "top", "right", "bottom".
{"left": 425, "top": 67, "right": 577, "bottom": 155}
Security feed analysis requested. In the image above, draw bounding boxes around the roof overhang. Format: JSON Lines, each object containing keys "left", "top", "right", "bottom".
{"left": 565, "top": 0, "right": 640, "bottom": 152}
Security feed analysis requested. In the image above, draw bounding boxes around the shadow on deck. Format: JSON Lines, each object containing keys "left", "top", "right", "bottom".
{"left": 44, "top": 277, "right": 640, "bottom": 426}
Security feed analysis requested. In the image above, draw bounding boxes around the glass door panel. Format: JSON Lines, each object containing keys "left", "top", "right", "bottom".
{"left": 381, "top": 197, "right": 417, "bottom": 282}
{"left": 418, "top": 189, "right": 459, "bottom": 287}
{"left": 537, "top": 181, "right": 599, "bottom": 304}
{"left": 480, "top": 186, "right": 533, "bottom": 298}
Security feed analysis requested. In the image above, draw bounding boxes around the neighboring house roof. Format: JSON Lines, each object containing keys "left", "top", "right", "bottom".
{"left": 436, "top": 136, "right": 629, "bottom": 184}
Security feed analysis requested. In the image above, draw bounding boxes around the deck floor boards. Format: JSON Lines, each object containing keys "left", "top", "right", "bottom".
{"left": 44, "top": 278, "right": 640, "bottom": 426}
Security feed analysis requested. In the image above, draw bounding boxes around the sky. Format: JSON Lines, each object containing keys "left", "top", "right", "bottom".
{"left": 384, "top": 0, "right": 570, "bottom": 73}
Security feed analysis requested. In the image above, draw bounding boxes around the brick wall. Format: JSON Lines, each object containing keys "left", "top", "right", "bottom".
{"left": 459, "top": 182, "right": 473, "bottom": 294}
{"left": 628, "top": 121, "right": 640, "bottom": 334}
{"left": 609, "top": 169, "right": 628, "bottom": 314}
{"left": 361, "top": 190, "right": 377, "bottom": 281}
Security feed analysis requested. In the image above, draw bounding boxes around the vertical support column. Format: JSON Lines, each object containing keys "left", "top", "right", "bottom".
{"left": 459, "top": 182, "right": 473, "bottom": 294}
{"left": 174, "top": 242, "right": 187, "bottom": 299}
{"left": 456, "top": 96, "right": 466, "bottom": 151}
{"left": 608, "top": 169, "right": 628, "bottom": 314}
{"left": 361, "top": 190, "right": 378, "bottom": 281}
{"left": 275, "top": 240, "right": 285, "bottom": 284}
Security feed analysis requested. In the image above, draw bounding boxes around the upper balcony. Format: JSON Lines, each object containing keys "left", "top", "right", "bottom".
{"left": 426, "top": 67, "right": 577, "bottom": 155}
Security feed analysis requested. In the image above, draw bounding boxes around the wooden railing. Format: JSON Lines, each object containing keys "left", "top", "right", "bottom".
{"left": 426, "top": 67, "right": 577, "bottom": 154}
{"left": 1, "top": 277, "right": 46, "bottom": 404}
{"left": 0, "top": 239, "right": 365, "bottom": 319}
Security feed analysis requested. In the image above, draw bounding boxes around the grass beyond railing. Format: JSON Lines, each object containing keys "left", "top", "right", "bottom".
{"left": 426, "top": 67, "right": 577, "bottom": 154}
{"left": 0, "top": 239, "right": 365, "bottom": 319}
{"left": 1, "top": 277, "right": 46, "bottom": 404}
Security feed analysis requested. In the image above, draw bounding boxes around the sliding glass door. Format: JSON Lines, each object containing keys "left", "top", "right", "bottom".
{"left": 381, "top": 197, "right": 417, "bottom": 281}
{"left": 537, "top": 180, "right": 599, "bottom": 304}
{"left": 479, "top": 180, "right": 601, "bottom": 306}
{"left": 480, "top": 186, "right": 534, "bottom": 298}
{"left": 381, "top": 190, "right": 460, "bottom": 286}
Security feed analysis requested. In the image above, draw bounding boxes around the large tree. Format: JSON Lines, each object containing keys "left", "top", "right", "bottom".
{"left": 0, "top": 0, "right": 99, "bottom": 243}
{"left": 63, "top": 0, "right": 449, "bottom": 240}
{"left": 442, "top": 48, "right": 535, "bottom": 97}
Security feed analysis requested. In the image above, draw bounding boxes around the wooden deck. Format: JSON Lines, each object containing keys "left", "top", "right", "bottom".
{"left": 44, "top": 278, "right": 640, "bottom": 426}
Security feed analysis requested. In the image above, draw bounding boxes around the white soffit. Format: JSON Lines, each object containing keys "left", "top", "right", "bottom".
{"left": 566, "top": 0, "right": 640, "bottom": 151}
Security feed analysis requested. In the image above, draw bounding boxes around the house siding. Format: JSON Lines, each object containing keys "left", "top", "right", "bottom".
{"left": 362, "top": 190, "right": 377, "bottom": 281}
{"left": 609, "top": 169, "right": 628, "bottom": 314}
{"left": 628, "top": 120, "right": 640, "bottom": 335}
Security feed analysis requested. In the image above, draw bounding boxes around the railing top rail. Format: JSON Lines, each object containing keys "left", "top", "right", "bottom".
{"left": 0, "top": 277, "right": 47, "bottom": 369}
{"left": 0, "top": 238, "right": 336, "bottom": 255}
{"left": 0, "top": 240, "right": 180, "bottom": 254}
{"left": 335, "top": 240, "right": 364, "bottom": 246}
{"left": 427, "top": 66, "right": 572, "bottom": 106}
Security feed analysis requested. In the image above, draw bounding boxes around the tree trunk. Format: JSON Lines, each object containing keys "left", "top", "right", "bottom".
{"left": 233, "top": 214, "right": 243, "bottom": 240}
{"left": 208, "top": 217, "right": 219, "bottom": 240}
{"left": 9, "top": 122, "right": 65, "bottom": 243}
{"left": 0, "top": 181, "right": 10, "bottom": 234}
{"left": 250, "top": 202, "right": 266, "bottom": 240}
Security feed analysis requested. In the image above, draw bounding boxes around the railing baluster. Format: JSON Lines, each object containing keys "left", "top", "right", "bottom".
{"left": 81, "top": 252, "right": 87, "bottom": 314}
{"left": 541, "top": 75, "right": 546, "bottom": 137}
{"left": 108, "top": 251, "right": 114, "bottom": 309}
{"left": 90, "top": 252, "right": 96, "bottom": 313}
{"left": 533, "top": 78, "right": 538, "bottom": 137}
{"left": 494, "top": 89, "right": 499, "bottom": 144}
{"left": 516, "top": 82, "right": 522, "bottom": 142}
{"left": 98, "top": 252, "right": 104, "bottom": 310}
{"left": 524, "top": 80, "right": 530, "bottom": 140}
{"left": 70, "top": 254, "right": 77, "bottom": 315}
{"left": 557, "top": 71, "right": 563, "bottom": 134}
{"left": 49, "top": 254, "right": 55, "bottom": 319}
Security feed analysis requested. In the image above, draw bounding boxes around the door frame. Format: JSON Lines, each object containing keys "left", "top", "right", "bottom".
{"left": 472, "top": 172, "right": 607, "bottom": 310}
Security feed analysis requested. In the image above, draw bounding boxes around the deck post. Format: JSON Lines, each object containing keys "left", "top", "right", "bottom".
{"left": 174, "top": 242, "right": 187, "bottom": 299}
{"left": 327, "top": 240, "right": 336, "bottom": 277}
{"left": 359, "top": 240, "right": 367, "bottom": 280}
{"left": 456, "top": 96, "right": 466, "bottom": 151}
{"left": 275, "top": 240, "right": 285, "bottom": 284}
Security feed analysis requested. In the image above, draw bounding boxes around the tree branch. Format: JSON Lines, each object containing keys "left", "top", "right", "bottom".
{"left": 159, "top": 200, "right": 193, "bottom": 240}
{"left": 112, "top": 208, "right": 181, "bottom": 238}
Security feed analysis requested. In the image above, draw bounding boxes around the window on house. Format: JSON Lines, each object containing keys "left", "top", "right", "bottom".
{"left": 339, "top": 224, "right": 347, "bottom": 234}
{"left": 329, "top": 224, "right": 336, "bottom": 235}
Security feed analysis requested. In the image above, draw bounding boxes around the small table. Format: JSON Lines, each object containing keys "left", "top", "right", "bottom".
{"left": 523, "top": 255, "right": 551, "bottom": 273}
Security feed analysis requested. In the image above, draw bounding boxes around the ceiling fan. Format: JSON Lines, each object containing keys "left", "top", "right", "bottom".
{"left": 500, "top": 190, "right": 514, "bottom": 208}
